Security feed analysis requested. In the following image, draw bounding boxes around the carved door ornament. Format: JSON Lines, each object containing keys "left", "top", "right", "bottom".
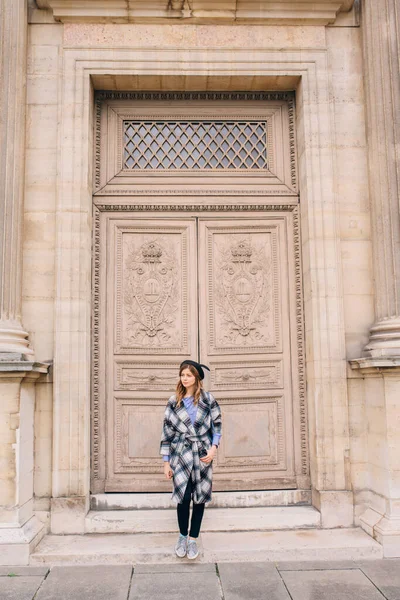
{"left": 124, "top": 240, "right": 179, "bottom": 347}
{"left": 215, "top": 238, "right": 272, "bottom": 346}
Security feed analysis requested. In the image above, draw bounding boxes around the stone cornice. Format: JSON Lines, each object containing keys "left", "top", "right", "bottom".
{"left": 36, "top": 0, "right": 355, "bottom": 25}
{"left": 0, "top": 360, "right": 52, "bottom": 381}
{"left": 349, "top": 357, "right": 400, "bottom": 373}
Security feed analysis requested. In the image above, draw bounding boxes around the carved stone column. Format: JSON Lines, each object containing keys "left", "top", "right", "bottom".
{"left": 0, "top": 0, "right": 50, "bottom": 566}
{"left": 362, "top": 0, "right": 400, "bottom": 358}
{"left": 0, "top": 0, "right": 33, "bottom": 359}
{"left": 349, "top": 0, "right": 400, "bottom": 558}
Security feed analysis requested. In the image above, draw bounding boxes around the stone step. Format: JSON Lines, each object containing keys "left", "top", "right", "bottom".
{"left": 30, "top": 528, "right": 383, "bottom": 565}
{"left": 85, "top": 506, "right": 321, "bottom": 534}
{"left": 91, "top": 489, "right": 312, "bottom": 510}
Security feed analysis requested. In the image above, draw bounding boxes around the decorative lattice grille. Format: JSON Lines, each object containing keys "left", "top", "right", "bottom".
{"left": 123, "top": 121, "right": 268, "bottom": 170}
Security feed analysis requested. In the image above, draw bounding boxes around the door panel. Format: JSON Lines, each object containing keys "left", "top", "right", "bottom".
{"left": 105, "top": 218, "right": 198, "bottom": 492}
{"left": 198, "top": 219, "right": 295, "bottom": 489}
{"left": 112, "top": 220, "right": 197, "bottom": 355}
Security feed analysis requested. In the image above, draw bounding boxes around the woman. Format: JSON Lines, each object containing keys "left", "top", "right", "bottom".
{"left": 160, "top": 359, "right": 222, "bottom": 560}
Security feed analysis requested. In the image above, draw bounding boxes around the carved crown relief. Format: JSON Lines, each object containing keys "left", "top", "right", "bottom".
{"left": 211, "top": 232, "right": 276, "bottom": 350}
{"left": 118, "top": 231, "right": 185, "bottom": 351}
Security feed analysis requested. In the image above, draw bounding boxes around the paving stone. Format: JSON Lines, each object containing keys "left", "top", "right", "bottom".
{"left": 218, "top": 562, "right": 290, "bottom": 600}
{"left": 0, "top": 576, "right": 44, "bottom": 600}
{"left": 129, "top": 572, "right": 220, "bottom": 600}
{"left": 281, "top": 569, "right": 386, "bottom": 600}
{"left": 35, "top": 566, "right": 132, "bottom": 600}
{"left": 0, "top": 567, "right": 49, "bottom": 576}
{"left": 276, "top": 560, "right": 358, "bottom": 571}
{"left": 134, "top": 563, "right": 216, "bottom": 573}
{"left": 358, "top": 559, "right": 400, "bottom": 600}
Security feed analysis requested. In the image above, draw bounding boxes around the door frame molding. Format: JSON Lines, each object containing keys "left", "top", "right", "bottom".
{"left": 50, "top": 45, "right": 351, "bottom": 532}
{"left": 91, "top": 203, "right": 307, "bottom": 493}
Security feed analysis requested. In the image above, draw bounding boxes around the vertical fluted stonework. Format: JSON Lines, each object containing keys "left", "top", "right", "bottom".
{"left": 0, "top": 0, "right": 32, "bottom": 358}
{"left": 362, "top": 0, "right": 400, "bottom": 357}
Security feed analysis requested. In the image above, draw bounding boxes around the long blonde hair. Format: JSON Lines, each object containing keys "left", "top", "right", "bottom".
{"left": 175, "top": 363, "right": 203, "bottom": 407}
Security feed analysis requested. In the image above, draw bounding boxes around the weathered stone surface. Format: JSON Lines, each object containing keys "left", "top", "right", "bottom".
{"left": 134, "top": 564, "right": 215, "bottom": 573}
{"left": 38, "top": 1, "right": 355, "bottom": 25}
{"left": 85, "top": 506, "right": 321, "bottom": 534}
{"left": 0, "top": 566, "right": 49, "bottom": 576}
{"left": 358, "top": 559, "right": 400, "bottom": 600}
{"left": 0, "top": 576, "right": 44, "bottom": 600}
{"left": 129, "top": 572, "right": 220, "bottom": 600}
{"left": 276, "top": 560, "right": 357, "bottom": 571}
{"left": 218, "top": 563, "right": 290, "bottom": 600}
{"left": 30, "top": 529, "right": 382, "bottom": 565}
{"left": 35, "top": 566, "right": 132, "bottom": 600}
{"left": 201, "top": 529, "right": 382, "bottom": 562}
{"left": 281, "top": 569, "right": 385, "bottom": 600}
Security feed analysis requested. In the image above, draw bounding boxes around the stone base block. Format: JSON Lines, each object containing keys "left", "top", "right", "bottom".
{"left": 0, "top": 516, "right": 46, "bottom": 566}
{"left": 50, "top": 496, "right": 89, "bottom": 534}
{"left": 359, "top": 507, "right": 382, "bottom": 537}
{"left": 360, "top": 507, "right": 400, "bottom": 557}
{"left": 312, "top": 490, "right": 354, "bottom": 528}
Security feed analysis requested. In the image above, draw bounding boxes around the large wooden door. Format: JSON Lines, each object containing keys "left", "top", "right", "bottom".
{"left": 94, "top": 212, "right": 301, "bottom": 493}
{"left": 91, "top": 91, "right": 307, "bottom": 494}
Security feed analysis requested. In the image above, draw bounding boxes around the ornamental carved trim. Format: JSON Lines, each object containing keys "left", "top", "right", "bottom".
{"left": 91, "top": 202, "right": 308, "bottom": 482}
{"left": 94, "top": 90, "right": 297, "bottom": 191}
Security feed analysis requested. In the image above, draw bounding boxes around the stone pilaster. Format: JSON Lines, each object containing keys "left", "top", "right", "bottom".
{"left": 361, "top": 0, "right": 400, "bottom": 358}
{"left": 349, "top": 0, "right": 400, "bottom": 556}
{"left": 0, "top": 0, "right": 33, "bottom": 359}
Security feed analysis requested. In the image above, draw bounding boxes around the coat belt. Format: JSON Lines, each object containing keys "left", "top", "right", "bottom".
{"left": 174, "top": 432, "right": 209, "bottom": 458}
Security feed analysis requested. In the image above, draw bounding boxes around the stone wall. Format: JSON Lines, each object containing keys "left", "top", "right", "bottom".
{"left": 24, "top": 23, "right": 63, "bottom": 515}
{"left": 22, "top": 16, "right": 369, "bottom": 522}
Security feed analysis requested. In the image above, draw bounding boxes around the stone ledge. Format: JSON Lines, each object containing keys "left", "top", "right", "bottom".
{"left": 36, "top": 0, "right": 355, "bottom": 25}
{"left": 30, "top": 528, "right": 382, "bottom": 565}
{"left": 85, "top": 506, "right": 321, "bottom": 534}
{"left": 91, "top": 489, "right": 312, "bottom": 510}
{"left": 349, "top": 357, "right": 400, "bottom": 373}
{"left": 0, "top": 361, "right": 51, "bottom": 381}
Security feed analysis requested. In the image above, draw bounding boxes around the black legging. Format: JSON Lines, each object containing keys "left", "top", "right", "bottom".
{"left": 177, "top": 473, "right": 205, "bottom": 538}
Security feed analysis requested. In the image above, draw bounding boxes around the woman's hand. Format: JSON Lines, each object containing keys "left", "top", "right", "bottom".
{"left": 164, "top": 462, "right": 173, "bottom": 479}
{"left": 200, "top": 445, "right": 217, "bottom": 464}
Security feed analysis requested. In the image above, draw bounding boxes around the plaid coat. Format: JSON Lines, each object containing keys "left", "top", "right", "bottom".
{"left": 160, "top": 391, "right": 222, "bottom": 504}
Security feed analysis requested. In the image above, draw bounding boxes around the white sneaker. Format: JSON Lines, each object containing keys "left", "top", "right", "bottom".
{"left": 175, "top": 534, "right": 187, "bottom": 558}
{"left": 187, "top": 538, "right": 199, "bottom": 560}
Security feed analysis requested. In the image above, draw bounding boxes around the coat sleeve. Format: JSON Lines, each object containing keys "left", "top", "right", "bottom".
{"left": 209, "top": 392, "right": 222, "bottom": 438}
{"left": 159, "top": 402, "right": 175, "bottom": 458}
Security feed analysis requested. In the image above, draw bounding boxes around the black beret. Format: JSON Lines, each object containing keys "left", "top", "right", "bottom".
{"left": 180, "top": 360, "right": 210, "bottom": 381}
